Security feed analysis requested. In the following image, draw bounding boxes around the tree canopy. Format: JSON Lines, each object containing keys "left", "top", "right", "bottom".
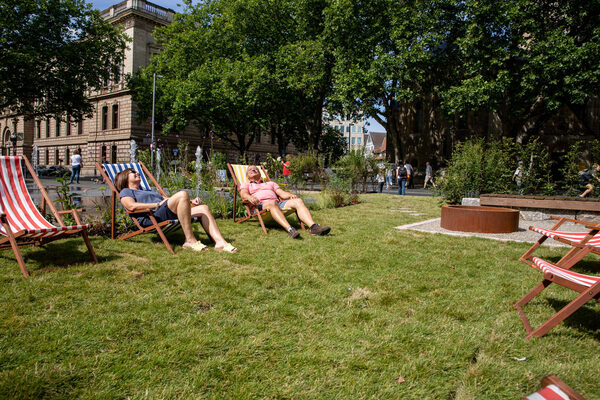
{"left": 0, "top": 0, "right": 128, "bottom": 120}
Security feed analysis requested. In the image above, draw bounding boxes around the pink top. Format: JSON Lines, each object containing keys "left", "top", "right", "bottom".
{"left": 240, "top": 180, "right": 280, "bottom": 203}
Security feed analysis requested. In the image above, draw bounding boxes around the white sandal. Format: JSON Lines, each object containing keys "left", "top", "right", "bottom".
{"left": 215, "top": 243, "right": 238, "bottom": 253}
{"left": 182, "top": 241, "right": 208, "bottom": 252}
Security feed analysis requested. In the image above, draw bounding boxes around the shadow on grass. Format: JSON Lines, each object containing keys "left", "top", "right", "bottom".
{"left": 545, "top": 297, "right": 600, "bottom": 340}
{"left": 0, "top": 239, "right": 118, "bottom": 275}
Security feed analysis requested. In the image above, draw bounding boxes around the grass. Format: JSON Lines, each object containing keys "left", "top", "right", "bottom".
{"left": 1, "top": 194, "right": 599, "bottom": 399}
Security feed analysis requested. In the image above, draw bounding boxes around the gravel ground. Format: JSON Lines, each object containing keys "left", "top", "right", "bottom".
{"left": 395, "top": 218, "right": 595, "bottom": 247}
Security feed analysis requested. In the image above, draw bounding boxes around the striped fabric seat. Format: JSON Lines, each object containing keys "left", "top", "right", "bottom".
{"left": 523, "top": 384, "right": 570, "bottom": 400}
{"left": 0, "top": 156, "right": 97, "bottom": 276}
{"left": 0, "top": 157, "right": 90, "bottom": 239}
{"left": 531, "top": 257, "right": 599, "bottom": 288}
{"left": 530, "top": 227, "right": 600, "bottom": 248}
{"left": 101, "top": 163, "right": 152, "bottom": 191}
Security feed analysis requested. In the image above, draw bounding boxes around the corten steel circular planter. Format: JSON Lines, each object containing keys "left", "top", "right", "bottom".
{"left": 440, "top": 205, "right": 520, "bottom": 233}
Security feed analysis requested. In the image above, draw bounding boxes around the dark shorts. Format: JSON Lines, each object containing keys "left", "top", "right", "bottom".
{"left": 137, "top": 201, "right": 178, "bottom": 227}
{"left": 257, "top": 200, "right": 288, "bottom": 212}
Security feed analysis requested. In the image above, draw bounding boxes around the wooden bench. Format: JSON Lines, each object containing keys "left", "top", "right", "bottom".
{"left": 480, "top": 194, "right": 600, "bottom": 221}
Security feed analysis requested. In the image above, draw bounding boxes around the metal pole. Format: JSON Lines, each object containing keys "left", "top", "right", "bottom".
{"left": 151, "top": 73, "right": 156, "bottom": 169}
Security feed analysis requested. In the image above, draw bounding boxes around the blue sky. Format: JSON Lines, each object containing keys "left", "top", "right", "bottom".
{"left": 89, "top": 0, "right": 386, "bottom": 133}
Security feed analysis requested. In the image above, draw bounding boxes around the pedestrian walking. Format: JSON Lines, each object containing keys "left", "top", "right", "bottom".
{"left": 423, "top": 161, "right": 436, "bottom": 189}
{"left": 69, "top": 148, "right": 82, "bottom": 184}
{"left": 405, "top": 161, "right": 414, "bottom": 189}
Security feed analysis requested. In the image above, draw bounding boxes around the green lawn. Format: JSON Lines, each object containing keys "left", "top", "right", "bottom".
{"left": 1, "top": 194, "right": 599, "bottom": 399}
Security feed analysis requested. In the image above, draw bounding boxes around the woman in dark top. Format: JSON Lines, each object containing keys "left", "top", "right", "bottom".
{"left": 114, "top": 168, "right": 237, "bottom": 252}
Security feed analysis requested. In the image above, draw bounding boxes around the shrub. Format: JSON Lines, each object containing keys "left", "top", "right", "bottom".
{"left": 287, "top": 152, "right": 323, "bottom": 190}
{"left": 334, "top": 150, "right": 380, "bottom": 193}
{"left": 437, "top": 137, "right": 514, "bottom": 204}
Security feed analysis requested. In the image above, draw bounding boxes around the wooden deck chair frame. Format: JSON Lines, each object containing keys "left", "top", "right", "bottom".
{"left": 0, "top": 155, "right": 97, "bottom": 277}
{"left": 227, "top": 163, "right": 304, "bottom": 234}
{"left": 523, "top": 375, "right": 587, "bottom": 400}
{"left": 515, "top": 256, "right": 600, "bottom": 339}
{"left": 95, "top": 161, "right": 180, "bottom": 255}
{"left": 516, "top": 216, "right": 600, "bottom": 338}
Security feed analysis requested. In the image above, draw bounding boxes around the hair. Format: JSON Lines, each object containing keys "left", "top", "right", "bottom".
{"left": 75, "top": 148, "right": 81, "bottom": 155}
{"left": 114, "top": 168, "right": 133, "bottom": 192}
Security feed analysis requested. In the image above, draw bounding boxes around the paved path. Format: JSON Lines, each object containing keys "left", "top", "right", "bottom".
{"left": 395, "top": 217, "right": 590, "bottom": 247}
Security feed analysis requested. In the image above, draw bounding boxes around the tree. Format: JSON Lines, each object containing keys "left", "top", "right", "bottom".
{"left": 130, "top": 0, "right": 334, "bottom": 156}
{"left": 0, "top": 0, "right": 128, "bottom": 120}
{"left": 327, "top": 0, "right": 462, "bottom": 162}
{"left": 441, "top": 0, "right": 600, "bottom": 140}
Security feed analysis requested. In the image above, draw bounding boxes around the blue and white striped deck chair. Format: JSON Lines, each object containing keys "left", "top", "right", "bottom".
{"left": 96, "top": 161, "right": 191, "bottom": 254}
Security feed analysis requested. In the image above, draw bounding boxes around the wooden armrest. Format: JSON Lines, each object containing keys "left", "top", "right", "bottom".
{"left": 56, "top": 208, "right": 85, "bottom": 214}
{"left": 583, "top": 223, "right": 600, "bottom": 230}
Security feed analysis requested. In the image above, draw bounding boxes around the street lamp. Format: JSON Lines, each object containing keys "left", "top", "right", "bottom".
{"left": 151, "top": 73, "right": 163, "bottom": 169}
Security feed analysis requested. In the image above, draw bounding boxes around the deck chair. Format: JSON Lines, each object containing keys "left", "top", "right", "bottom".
{"left": 522, "top": 375, "right": 587, "bottom": 400}
{"left": 515, "top": 255, "right": 600, "bottom": 338}
{"left": 96, "top": 161, "right": 197, "bottom": 255}
{"left": 520, "top": 216, "right": 600, "bottom": 270}
{"left": 0, "top": 155, "right": 97, "bottom": 277}
{"left": 227, "top": 163, "right": 304, "bottom": 234}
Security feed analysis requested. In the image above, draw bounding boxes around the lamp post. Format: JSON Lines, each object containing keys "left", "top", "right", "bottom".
{"left": 151, "top": 73, "right": 163, "bottom": 169}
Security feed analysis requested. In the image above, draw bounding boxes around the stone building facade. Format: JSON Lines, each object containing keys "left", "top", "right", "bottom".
{"left": 0, "top": 0, "right": 291, "bottom": 178}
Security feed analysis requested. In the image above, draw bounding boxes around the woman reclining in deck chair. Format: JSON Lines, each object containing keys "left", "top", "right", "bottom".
{"left": 114, "top": 168, "right": 238, "bottom": 253}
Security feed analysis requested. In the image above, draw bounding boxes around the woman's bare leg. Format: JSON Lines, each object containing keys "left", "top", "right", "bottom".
{"left": 167, "top": 191, "right": 196, "bottom": 244}
{"left": 191, "top": 204, "right": 228, "bottom": 247}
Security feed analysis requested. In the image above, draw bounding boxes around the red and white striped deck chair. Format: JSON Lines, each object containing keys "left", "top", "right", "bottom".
{"left": 96, "top": 161, "right": 196, "bottom": 254}
{"left": 522, "top": 375, "right": 586, "bottom": 400}
{"left": 0, "top": 156, "right": 97, "bottom": 277}
{"left": 520, "top": 216, "right": 600, "bottom": 270}
{"left": 227, "top": 163, "right": 303, "bottom": 234}
{"left": 515, "top": 256, "right": 600, "bottom": 338}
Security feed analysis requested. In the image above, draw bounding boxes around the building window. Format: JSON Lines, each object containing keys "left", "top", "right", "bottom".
{"left": 111, "top": 145, "right": 117, "bottom": 163}
{"left": 36, "top": 120, "right": 41, "bottom": 139}
{"left": 270, "top": 131, "right": 275, "bottom": 145}
{"left": 45, "top": 149, "right": 49, "bottom": 164}
{"left": 351, "top": 137, "right": 356, "bottom": 145}
{"left": 66, "top": 116, "right": 71, "bottom": 136}
{"left": 346, "top": 126, "right": 350, "bottom": 133}
{"left": 55, "top": 119, "right": 60, "bottom": 137}
{"left": 66, "top": 148, "right": 70, "bottom": 164}
{"left": 112, "top": 104, "right": 119, "bottom": 129}
{"left": 46, "top": 118, "right": 50, "bottom": 138}
{"left": 256, "top": 132, "right": 261, "bottom": 143}
{"left": 78, "top": 121, "right": 83, "bottom": 135}
{"left": 36, "top": 150, "right": 40, "bottom": 164}
{"left": 55, "top": 149, "right": 59, "bottom": 165}
{"left": 357, "top": 137, "right": 361, "bottom": 145}
{"left": 101, "top": 145, "right": 107, "bottom": 163}
{"left": 101, "top": 106, "right": 108, "bottom": 130}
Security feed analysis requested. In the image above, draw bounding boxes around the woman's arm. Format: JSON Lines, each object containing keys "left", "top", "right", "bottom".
{"left": 120, "top": 196, "right": 167, "bottom": 212}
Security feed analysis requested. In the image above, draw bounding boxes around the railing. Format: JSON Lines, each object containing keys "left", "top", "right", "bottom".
{"left": 99, "top": 0, "right": 174, "bottom": 22}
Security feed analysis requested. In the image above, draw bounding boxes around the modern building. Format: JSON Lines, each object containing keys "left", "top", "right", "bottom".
{"left": 323, "top": 111, "right": 366, "bottom": 152}
{"left": 0, "top": 0, "right": 290, "bottom": 178}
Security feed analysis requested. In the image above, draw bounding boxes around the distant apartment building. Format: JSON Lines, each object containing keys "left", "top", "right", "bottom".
{"left": 0, "top": 0, "right": 290, "bottom": 177}
{"left": 323, "top": 111, "right": 366, "bottom": 152}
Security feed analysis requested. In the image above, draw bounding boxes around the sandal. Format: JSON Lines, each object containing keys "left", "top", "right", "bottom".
{"left": 215, "top": 243, "right": 238, "bottom": 253}
{"left": 182, "top": 241, "right": 208, "bottom": 252}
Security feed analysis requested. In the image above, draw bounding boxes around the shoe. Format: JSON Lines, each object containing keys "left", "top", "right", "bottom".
{"left": 309, "top": 224, "right": 330, "bottom": 236}
{"left": 182, "top": 241, "right": 208, "bottom": 252}
{"left": 288, "top": 227, "right": 300, "bottom": 239}
{"left": 215, "top": 243, "right": 238, "bottom": 253}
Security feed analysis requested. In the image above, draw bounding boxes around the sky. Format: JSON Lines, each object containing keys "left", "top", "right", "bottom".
{"left": 89, "top": 0, "right": 386, "bottom": 133}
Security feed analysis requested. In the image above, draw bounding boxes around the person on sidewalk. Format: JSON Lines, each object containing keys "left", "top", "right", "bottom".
{"left": 69, "top": 149, "right": 82, "bottom": 184}
{"left": 397, "top": 161, "right": 408, "bottom": 195}
{"left": 240, "top": 165, "right": 330, "bottom": 238}
{"left": 423, "top": 161, "right": 436, "bottom": 189}
{"left": 404, "top": 160, "right": 414, "bottom": 189}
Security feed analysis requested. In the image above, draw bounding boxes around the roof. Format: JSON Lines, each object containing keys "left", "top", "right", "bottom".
{"left": 368, "top": 132, "right": 386, "bottom": 153}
